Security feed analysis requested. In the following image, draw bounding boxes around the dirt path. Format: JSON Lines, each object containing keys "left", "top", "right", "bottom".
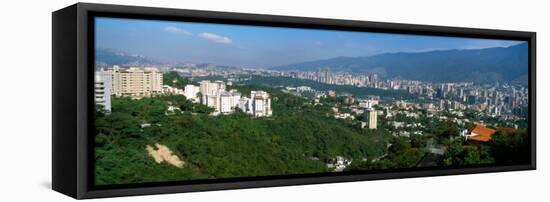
{"left": 146, "top": 143, "right": 185, "bottom": 168}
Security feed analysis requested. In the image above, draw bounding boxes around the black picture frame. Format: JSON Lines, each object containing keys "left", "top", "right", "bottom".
{"left": 52, "top": 3, "right": 536, "bottom": 199}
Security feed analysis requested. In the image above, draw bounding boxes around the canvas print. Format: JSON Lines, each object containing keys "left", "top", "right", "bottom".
{"left": 93, "top": 17, "right": 530, "bottom": 186}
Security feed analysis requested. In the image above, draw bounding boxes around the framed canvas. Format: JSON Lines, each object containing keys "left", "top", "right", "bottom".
{"left": 52, "top": 3, "right": 536, "bottom": 199}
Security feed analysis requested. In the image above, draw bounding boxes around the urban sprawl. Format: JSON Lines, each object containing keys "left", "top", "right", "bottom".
{"left": 96, "top": 65, "right": 527, "bottom": 147}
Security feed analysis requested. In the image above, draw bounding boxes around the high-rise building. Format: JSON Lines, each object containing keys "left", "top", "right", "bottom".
{"left": 364, "top": 108, "right": 377, "bottom": 129}
{"left": 219, "top": 91, "right": 234, "bottom": 114}
{"left": 214, "top": 80, "right": 226, "bottom": 91}
{"left": 250, "top": 91, "right": 272, "bottom": 117}
{"left": 94, "top": 72, "right": 111, "bottom": 113}
{"left": 199, "top": 80, "right": 232, "bottom": 114}
{"left": 371, "top": 74, "right": 379, "bottom": 83}
{"left": 467, "top": 95, "right": 477, "bottom": 105}
{"left": 204, "top": 94, "right": 219, "bottom": 110}
{"left": 229, "top": 90, "right": 242, "bottom": 108}
{"left": 184, "top": 84, "right": 200, "bottom": 102}
{"left": 99, "top": 66, "right": 163, "bottom": 97}
{"left": 238, "top": 97, "right": 251, "bottom": 112}
{"left": 199, "top": 80, "right": 225, "bottom": 95}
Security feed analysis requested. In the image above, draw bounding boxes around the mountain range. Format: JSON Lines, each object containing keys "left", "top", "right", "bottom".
{"left": 272, "top": 43, "right": 528, "bottom": 84}
{"left": 95, "top": 48, "right": 161, "bottom": 67}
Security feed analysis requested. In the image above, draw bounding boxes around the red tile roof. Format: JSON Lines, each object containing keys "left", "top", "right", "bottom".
{"left": 468, "top": 125, "right": 497, "bottom": 142}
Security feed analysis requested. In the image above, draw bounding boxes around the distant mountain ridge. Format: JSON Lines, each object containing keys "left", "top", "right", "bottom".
{"left": 272, "top": 43, "right": 528, "bottom": 84}
{"left": 95, "top": 48, "right": 161, "bottom": 67}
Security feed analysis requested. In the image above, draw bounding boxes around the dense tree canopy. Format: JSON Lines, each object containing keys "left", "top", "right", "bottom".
{"left": 95, "top": 85, "right": 392, "bottom": 185}
{"left": 163, "top": 71, "right": 193, "bottom": 89}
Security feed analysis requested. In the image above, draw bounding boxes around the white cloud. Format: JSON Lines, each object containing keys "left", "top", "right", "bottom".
{"left": 314, "top": 41, "right": 323, "bottom": 46}
{"left": 199, "top": 32, "right": 232, "bottom": 44}
{"left": 164, "top": 26, "right": 192, "bottom": 35}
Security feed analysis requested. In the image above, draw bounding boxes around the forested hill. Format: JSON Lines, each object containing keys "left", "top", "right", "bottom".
{"left": 272, "top": 43, "right": 528, "bottom": 84}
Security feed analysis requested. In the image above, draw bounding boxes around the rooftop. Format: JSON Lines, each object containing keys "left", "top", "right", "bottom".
{"left": 468, "top": 125, "right": 497, "bottom": 142}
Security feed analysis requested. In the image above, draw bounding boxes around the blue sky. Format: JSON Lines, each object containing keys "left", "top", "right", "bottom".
{"left": 96, "top": 17, "right": 524, "bottom": 68}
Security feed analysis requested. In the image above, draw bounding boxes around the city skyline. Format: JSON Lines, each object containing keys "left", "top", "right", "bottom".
{"left": 96, "top": 17, "right": 524, "bottom": 68}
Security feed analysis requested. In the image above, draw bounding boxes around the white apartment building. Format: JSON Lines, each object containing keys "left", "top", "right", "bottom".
{"left": 220, "top": 91, "right": 234, "bottom": 114}
{"left": 200, "top": 80, "right": 232, "bottom": 114}
{"left": 229, "top": 89, "right": 241, "bottom": 107}
{"left": 359, "top": 99, "right": 379, "bottom": 109}
{"left": 249, "top": 91, "right": 272, "bottom": 117}
{"left": 199, "top": 80, "right": 225, "bottom": 95}
{"left": 100, "top": 66, "right": 163, "bottom": 97}
{"left": 202, "top": 89, "right": 241, "bottom": 114}
{"left": 204, "top": 94, "right": 219, "bottom": 111}
{"left": 197, "top": 80, "right": 272, "bottom": 117}
{"left": 162, "top": 85, "right": 184, "bottom": 95}
{"left": 238, "top": 97, "right": 251, "bottom": 113}
{"left": 94, "top": 72, "right": 112, "bottom": 113}
{"left": 184, "top": 84, "right": 200, "bottom": 102}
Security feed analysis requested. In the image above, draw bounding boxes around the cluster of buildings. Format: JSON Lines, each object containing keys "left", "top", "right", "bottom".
{"left": 168, "top": 67, "right": 528, "bottom": 121}
{"left": 406, "top": 82, "right": 528, "bottom": 120}
{"left": 282, "top": 69, "right": 376, "bottom": 87}
{"left": 94, "top": 66, "right": 163, "bottom": 112}
{"left": 169, "top": 65, "right": 270, "bottom": 78}
{"left": 274, "top": 69, "right": 528, "bottom": 120}
{"left": 330, "top": 97, "right": 379, "bottom": 130}
{"left": 187, "top": 80, "right": 272, "bottom": 117}
{"left": 94, "top": 66, "right": 272, "bottom": 117}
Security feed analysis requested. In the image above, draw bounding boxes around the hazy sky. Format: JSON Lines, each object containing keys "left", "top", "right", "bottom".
{"left": 95, "top": 17, "right": 524, "bottom": 68}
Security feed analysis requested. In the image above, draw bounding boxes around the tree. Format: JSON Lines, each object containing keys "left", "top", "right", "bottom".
{"left": 489, "top": 130, "right": 529, "bottom": 165}
{"left": 464, "top": 145, "right": 494, "bottom": 165}
{"left": 432, "top": 121, "right": 459, "bottom": 144}
{"left": 441, "top": 140, "right": 496, "bottom": 166}
{"left": 441, "top": 141, "right": 465, "bottom": 166}
{"left": 163, "top": 71, "right": 193, "bottom": 89}
{"left": 410, "top": 134, "right": 428, "bottom": 148}
{"left": 388, "top": 137, "right": 411, "bottom": 157}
